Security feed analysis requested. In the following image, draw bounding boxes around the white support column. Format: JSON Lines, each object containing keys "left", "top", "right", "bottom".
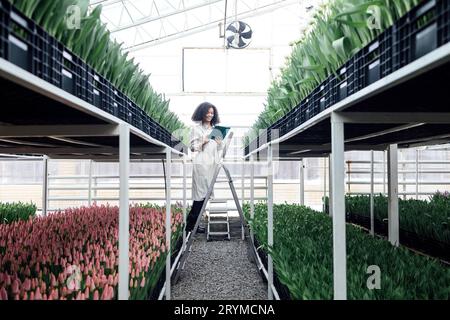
{"left": 402, "top": 160, "right": 407, "bottom": 200}
{"left": 330, "top": 112, "right": 347, "bottom": 300}
{"left": 329, "top": 155, "right": 333, "bottom": 217}
{"left": 323, "top": 157, "right": 327, "bottom": 213}
{"left": 241, "top": 160, "right": 245, "bottom": 240}
{"left": 183, "top": 156, "right": 187, "bottom": 250}
{"left": 250, "top": 154, "right": 255, "bottom": 243}
{"left": 370, "top": 150, "right": 375, "bottom": 236}
{"left": 118, "top": 124, "right": 130, "bottom": 300}
{"left": 267, "top": 143, "right": 274, "bottom": 300}
{"left": 347, "top": 161, "right": 351, "bottom": 194}
{"left": 88, "top": 160, "right": 93, "bottom": 206}
{"left": 165, "top": 148, "right": 172, "bottom": 300}
{"left": 42, "top": 156, "right": 49, "bottom": 216}
{"left": 299, "top": 159, "right": 305, "bottom": 206}
{"left": 415, "top": 149, "right": 419, "bottom": 200}
{"left": 93, "top": 177, "right": 97, "bottom": 204}
{"left": 383, "top": 151, "right": 386, "bottom": 195}
{"left": 387, "top": 144, "right": 399, "bottom": 246}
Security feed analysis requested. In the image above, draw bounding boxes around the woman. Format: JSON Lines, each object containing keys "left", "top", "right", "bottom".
{"left": 186, "top": 102, "right": 224, "bottom": 233}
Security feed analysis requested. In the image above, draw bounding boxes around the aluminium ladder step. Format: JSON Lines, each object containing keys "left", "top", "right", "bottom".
{"left": 209, "top": 199, "right": 228, "bottom": 203}
{"left": 208, "top": 220, "right": 229, "bottom": 224}
{"left": 208, "top": 231, "right": 230, "bottom": 236}
{"left": 207, "top": 199, "right": 230, "bottom": 240}
{"left": 208, "top": 207, "right": 229, "bottom": 213}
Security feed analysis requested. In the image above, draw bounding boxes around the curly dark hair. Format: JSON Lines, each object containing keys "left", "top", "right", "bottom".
{"left": 191, "top": 102, "right": 220, "bottom": 126}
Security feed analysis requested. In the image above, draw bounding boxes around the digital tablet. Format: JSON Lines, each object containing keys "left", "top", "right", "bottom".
{"left": 208, "top": 125, "right": 230, "bottom": 140}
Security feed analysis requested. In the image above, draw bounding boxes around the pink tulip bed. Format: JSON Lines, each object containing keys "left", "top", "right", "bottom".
{"left": 0, "top": 204, "right": 183, "bottom": 300}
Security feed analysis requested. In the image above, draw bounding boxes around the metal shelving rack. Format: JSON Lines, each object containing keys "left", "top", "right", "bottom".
{"left": 244, "top": 32, "right": 450, "bottom": 300}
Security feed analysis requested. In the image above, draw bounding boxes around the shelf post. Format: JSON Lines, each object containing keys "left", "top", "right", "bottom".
{"left": 42, "top": 155, "right": 49, "bottom": 216}
{"left": 183, "top": 155, "right": 187, "bottom": 251}
{"left": 329, "top": 154, "right": 333, "bottom": 217}
{"left": 88, "top": 159, "right": 93, "bottom": 206}
{"left": 241, "top": 159, "right": 245, "bottom": 240}
{"left": 118, "top": 124, "right": 130, "bottom": 300}
{"left": 370, "top": 150, "right": 375, "bottom": 236}
{"left": 299, "top": 159, "right": 305, "bottom": 206}
{"left": 267, "top": 143, "right": 274, "bottom": 300}
{"left": 250, "top": 153, "right": 255, "bottom": 243}
{"left": 331, "top": 112, "right": 347, "bottom": 300}
{"left": 388, "top": 144, "right": 399, "bottom": 246}
{"left": 165, "top": 147, "right": 172, "bottom": 300}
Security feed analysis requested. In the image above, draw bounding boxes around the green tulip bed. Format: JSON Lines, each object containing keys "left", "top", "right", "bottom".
{"left": 324, "top": 192, "right": 450, "bottom": 260}
{"left": 244, "top": 0, "right": 422, "bottom": 147}
{"left": 0, "top": 202, "right": 37, "bottom": 224}
{"left": 243, "top": 202, "right": 450, "bottom": 299}
{"left": 7, "top": 0, "right": 186, "bottom": 140}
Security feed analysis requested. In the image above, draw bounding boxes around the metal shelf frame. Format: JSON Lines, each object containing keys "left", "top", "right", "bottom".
{"left": 244, "top": 42, "right": 450, "bottom": 300}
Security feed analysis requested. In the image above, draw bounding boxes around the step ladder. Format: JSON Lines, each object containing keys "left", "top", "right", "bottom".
{"left": 172, "top": 131, "right": 257, "bottom": 284}
{"left": 207, "top": 199, "right": 230, "bottom": 240}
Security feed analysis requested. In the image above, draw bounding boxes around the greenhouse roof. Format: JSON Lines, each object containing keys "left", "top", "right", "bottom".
{"left": 89, "top": 0, "right": 319, "bottom": 51}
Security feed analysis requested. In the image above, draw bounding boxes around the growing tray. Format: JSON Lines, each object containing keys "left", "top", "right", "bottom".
{"left": 0, "top": 0, "right": 184, "bottom": 150}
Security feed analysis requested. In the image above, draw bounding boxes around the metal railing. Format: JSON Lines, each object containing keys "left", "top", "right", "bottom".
{"left": 345, "top": 157, "right": 450, "bottom": 199}
{"left": 47, "top": 173, "right": 268, "bottom": 211}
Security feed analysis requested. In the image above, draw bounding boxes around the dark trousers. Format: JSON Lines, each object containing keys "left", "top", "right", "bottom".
{"left": 186, "top": 199, "right": 205, "bottom": 232}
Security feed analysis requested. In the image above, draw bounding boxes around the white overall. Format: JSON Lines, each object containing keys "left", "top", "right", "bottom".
{"left": 189, "top": 122, "right": 224, "bottom": 201}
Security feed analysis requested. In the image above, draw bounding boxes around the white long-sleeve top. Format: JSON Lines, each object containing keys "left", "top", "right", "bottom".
{"left": 190, "top": 122, "right": 224, "bottom": 201}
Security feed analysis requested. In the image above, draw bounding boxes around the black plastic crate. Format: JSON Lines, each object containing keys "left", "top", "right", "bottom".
{"left": 331, "top": 57, "right": 357, "bottom": 103}
{"left": 142, "top": 116, "right": 152, "bottom": 137}
{"left": 117, "top": 95, "right": 133, "bottom": 123}
{"left": 161, "top": 130, "right": 171, "bottom": 146}
{"left": 291, "top": 104, "right": 301, "bottom": 129}
{"left": 276, "top": 115, "right": 288, "bottom": 137}
{"left": 34, "top": 27, "right": 54, "bottom": 84}
{"left": 393, "top": 0, "right": 450, "bottom": 70}
{"left": 353, "top": 26, "right": 394, "bottom": 89}
{"left": 150, "top": 119, "right": 170, "bottom": 145}
{"left": 307, "top": 75, "right": 334, "bottom": 118}
{"left": 51, "top": 42, "right": 88, "bottom": 101}
{"left": 321, "top": 76, "right": 335, "bottom": 111}
{"left": 0, "top": 0, "right": 7, "bottom": 59}
{"left": 440, "top": 0, "right": 450, "bottom": 44}
{"left": 258, "top": 128, "right": 269, "bottom": 147}
{"left": 149, "top": 118, "right": 162, "bottom": 140}
{"left": 0, "top": 0, "right": 86, "bottom": 101}
{"left": 165, "top": 132, "right": 173, "bottom": 146}
{"left": 1, "top": 1, "right": 33, "bottom": 73}
{"left": 249, "top": 136, "right": 258, "bottom": 153}
{"left": 86, "top": 68, "right": 112, "bottom": 114}
{"left": 0, "top": 0, "right": 177, "bottom": 148}
{"left": 304, "top": 96, "right": 316, "bottom": 120}
{"left": 297, "top": 100, "right": 309, "bottom": 125}
{"left": 131, "top": 103, "right": 145, "bottom": 131}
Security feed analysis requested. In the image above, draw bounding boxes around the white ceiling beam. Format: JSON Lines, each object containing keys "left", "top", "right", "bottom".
{"left": 127, "top": 0, "right": 299, "bottom": 50}
{"left": 111, "top": 0, "right": 223, "bottom": 33}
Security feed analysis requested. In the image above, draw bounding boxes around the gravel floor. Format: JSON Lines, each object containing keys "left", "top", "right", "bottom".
{"left": 172, "top": 219, "right": 267, "bottom": 300}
